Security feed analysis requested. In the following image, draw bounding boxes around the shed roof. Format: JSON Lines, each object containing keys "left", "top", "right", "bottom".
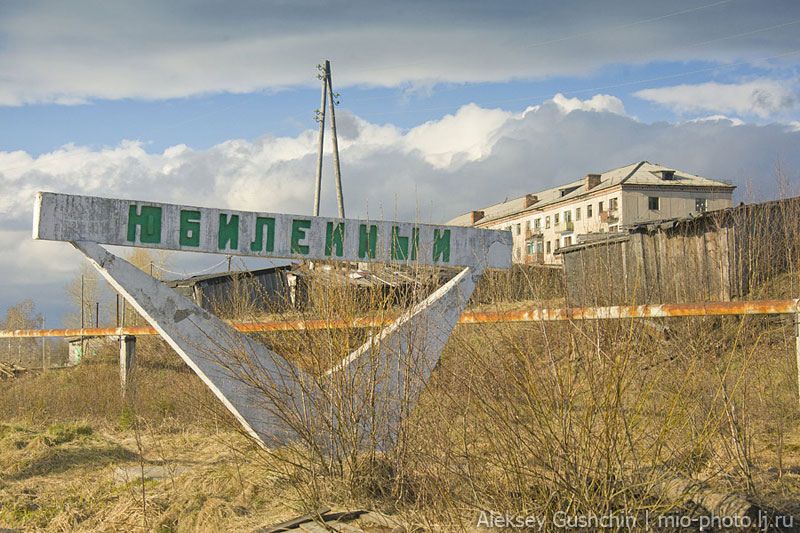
{"left": 165, "top": 265, "right": 293, "bottom": 288}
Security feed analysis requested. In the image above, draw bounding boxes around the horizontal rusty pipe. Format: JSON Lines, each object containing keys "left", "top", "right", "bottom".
{"left": 2, "top": 299, "right": 797, "bottom": 338}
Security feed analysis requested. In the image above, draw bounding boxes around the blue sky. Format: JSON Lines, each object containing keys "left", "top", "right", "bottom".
{"left": 1, "top": 0, "right": 800, "bottom": 324}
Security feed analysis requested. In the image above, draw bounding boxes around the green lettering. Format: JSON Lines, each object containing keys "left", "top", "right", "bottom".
{"left": 126, "top": 204, "right": 162, "bottom": 244}
{"left": 291, "top": 219, "right": 311, "bottom": 254}
{"left": 218, "top": 213, "right": 239, "bottom": 250}
{"left": 433, "top": 228, "right": 451, "bottom": 263}
{"left": 325, "top": 222, "right": 345, "bottom": 257}
{"left": 391, "top": 226, "right": 419, "bottom": 261}
{"left": 358, "top": 224, "right": 377, "bottom": 259}
{"left": 179, "top": 210, "right": 201, "bottom": 247}
{"left": 250, "top": 217, "right": 275, "bottom": 252}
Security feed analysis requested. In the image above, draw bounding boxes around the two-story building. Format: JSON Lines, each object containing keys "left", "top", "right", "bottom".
{"left": 447, "top": 161, "right": 735, "bottom": 264}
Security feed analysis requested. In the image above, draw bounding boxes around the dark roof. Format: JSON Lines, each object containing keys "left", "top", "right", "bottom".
{"left": 165, "top": 265, "right": 294, "bottom": 288}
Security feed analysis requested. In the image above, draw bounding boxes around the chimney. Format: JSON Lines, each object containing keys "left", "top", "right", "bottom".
{"left": 524, "top": 194, "right": 538, "bottom": 207}
{"left": 469, "top": 210, "right": 485, "bottom": 224}
{"left": 585, "top": 173, "right": 601, "bottom": 189}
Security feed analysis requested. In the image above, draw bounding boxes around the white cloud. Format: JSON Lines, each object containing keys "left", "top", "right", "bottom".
{"left": 3, "top": 94, "right": 800, "bottom": 321}
{"left": 551, "top": 93, "right": 626, "bottom": 115}
{"left": 404, "top": 104, "right": 512, "bottom": 168}
{"left": 635, "top": 79, "right": 798, "bottom": 118}
{"left": 1, "top": 1, "right": 799, "bottom": 105}
{"left": 686, "top": 115, "right": 745, "bottom": 126}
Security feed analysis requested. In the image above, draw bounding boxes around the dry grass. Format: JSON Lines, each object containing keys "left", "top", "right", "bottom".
{"left": 4, "top": 308, "right": 800, "bottom": 531}
{"left": 3, "top": 229, "right": 800, "bottom": 530}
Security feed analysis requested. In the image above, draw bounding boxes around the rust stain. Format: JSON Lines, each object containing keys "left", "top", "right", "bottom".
{"left": 3, "top": 299, "right": 797, "bottom": 338}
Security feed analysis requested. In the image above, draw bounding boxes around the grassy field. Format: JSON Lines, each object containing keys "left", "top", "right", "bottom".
{"left": 2, "top": 310, "right": 800, "bottom": 531}
{"left": 3, "top": 264, "right": 800, "bottom": 531}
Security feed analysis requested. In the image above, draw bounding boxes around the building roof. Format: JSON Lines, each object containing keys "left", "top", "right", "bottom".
{"left": 165, "top": 265, "right": 293, "bottom": 288}
{"left": 447, "top": 161, "right": 735, "bottom": 227}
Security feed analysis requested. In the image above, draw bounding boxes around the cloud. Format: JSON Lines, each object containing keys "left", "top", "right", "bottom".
{"left": 686, "top": 115, "right": 745, "bottom": 126}
{"left": 551, "top": 93, "right": 626, "bottom": 115}
{"left": 3, "top": 93, "right": 800, "bottom": 321}
{"left": 635, "top": 79, "right": 798, "bottom": 118}
{"left": 1, "top": 1, "right": 799, "bottom": 105}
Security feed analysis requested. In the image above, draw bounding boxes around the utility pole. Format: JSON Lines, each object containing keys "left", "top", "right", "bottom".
{"left": 313, "top": 62, "right": 328, "bottom": 217}
{"left": 311, "top": 60, "right": 346, "bottom": 219}
{"left": 325, "top": 60, "right": 346, "bottom": 218}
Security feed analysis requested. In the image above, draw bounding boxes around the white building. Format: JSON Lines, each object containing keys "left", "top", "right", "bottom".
{"left": 448, "top": 161, "right": 735, "bottom": 265}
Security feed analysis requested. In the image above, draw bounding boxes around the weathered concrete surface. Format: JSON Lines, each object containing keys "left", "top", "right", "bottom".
{"left": 73, "top": 241, "right": 306, "bottom": 447}
{"left": 326, "top": 266, "right": 483, "bottom": 448}
{"left": 35, "top": 192, "right": 512, "bottom": 269}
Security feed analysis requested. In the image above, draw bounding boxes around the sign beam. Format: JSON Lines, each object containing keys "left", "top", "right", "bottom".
{"left": 34, "top": 192, "right": 511, "bottom": 269}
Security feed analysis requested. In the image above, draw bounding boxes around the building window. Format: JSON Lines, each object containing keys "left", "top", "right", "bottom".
{"left": 534, "top": 218, "right": 540, "bottom": 230}
{"left": 525, "top": 220, "right": 531, "bottom": 232}
{"left": 555, "top": 239, "right": 560, "bottom": 250}
{"left": 554, "top": 213, "right": 560, "bottom": 225}
{"left": 564, "top": 236, "right": 572, "bottom": 246}
{"left": 587, "top": 204, "right": 593, "bottom": 218}
{"left": 564, "top": 210, "right": 571, "bottom": 222}
{"left": 545, "top": 216, "right": 551, "bottom": 229}
{"left": 516, "top": 223, "right": 521, "bottom": 235}
{"left": 609, "top": 198, "right": 618, "bottom": 211}
{"left": 695, "top": 198, "right": 707, "bottom": 212}
{"left": 576, "top": 207, "right": 581, "bottom": 221}
{"left": 546, "top": 241, "right": 551, "bottom": 253}
{"left": 648, "top": 196, "right": 659, "bottom": 210}
{"left": 598, "top": 201, "right": 604, "bottom": 213}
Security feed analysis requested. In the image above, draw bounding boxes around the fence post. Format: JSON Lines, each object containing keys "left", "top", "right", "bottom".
{"left": 119, "top": 335, "right": 136, "bottom": 398}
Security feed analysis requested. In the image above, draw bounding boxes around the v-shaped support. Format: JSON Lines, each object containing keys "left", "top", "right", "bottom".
{"left": 324, "top": 266, "right": 483, "bottom": 449}
{"left": 74, "top": 241, "right": 482, "bottom": 449}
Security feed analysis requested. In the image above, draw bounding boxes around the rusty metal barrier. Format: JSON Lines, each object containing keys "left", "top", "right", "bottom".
{"left": 3, "top": 298, "right": 798, "bottom": 338}
{"left": 5, "top": 298, "right": 800, "bottom": 404}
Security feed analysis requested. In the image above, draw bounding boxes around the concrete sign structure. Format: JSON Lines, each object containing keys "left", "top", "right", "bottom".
{"left": 34, "top": 192, "right": 511, "bottom": 269}
{"left": 33, "top": 191, "right": 512, "bottom": 448}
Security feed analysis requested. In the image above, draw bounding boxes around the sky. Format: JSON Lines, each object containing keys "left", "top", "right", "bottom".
{"left": 1, "top": 0, "right": 800, "bottom": 325}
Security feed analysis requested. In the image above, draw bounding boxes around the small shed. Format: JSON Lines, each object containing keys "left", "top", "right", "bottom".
{"left": 165, "top": 265, "right": 296, "bottom": 315}
{"left": 67, "top": 336, "right": 117, "bottom": 366}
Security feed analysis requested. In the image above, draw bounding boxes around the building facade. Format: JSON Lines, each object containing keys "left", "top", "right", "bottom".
{"left": 447, "top": 161, "right": 735, "bottom": 264}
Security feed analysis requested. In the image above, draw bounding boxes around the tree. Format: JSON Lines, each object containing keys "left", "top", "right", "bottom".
{"left": 1, "top": 300, "right": 43, "bottom": 366}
